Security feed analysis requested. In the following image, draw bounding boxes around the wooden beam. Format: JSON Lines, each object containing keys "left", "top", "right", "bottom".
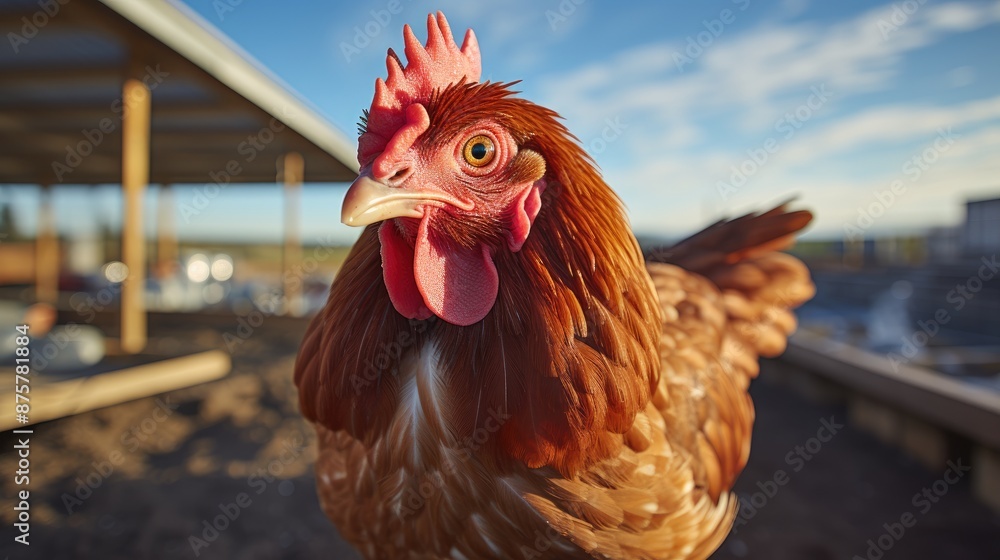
{"left": 0, "top": 11, "right": 79, "bottom": 30}
{"left": 0, "top": 0, "right": 120, "bottom": 35}
{"left": 120, "top": 66, "right": 151, "bottom": 354}
{"left": 34, "top": 184, "right": 58, "bottom": 304}
{"left": 0, "top": 130, "right": 271, "bottom": 145}
{"left": 785, "top": 331, "right": 1000, "bottom": 450}
{"left": 0, "top": 102, "right": 238, "bottom": 120}
{"left": 0, "top": 64, "right": 125, "bottom": 84}
{"left": 281, "top": 152, "right": 304, "bottom": 317}
{"left": 0, "top": 350, "right": 231, "bottom": 430}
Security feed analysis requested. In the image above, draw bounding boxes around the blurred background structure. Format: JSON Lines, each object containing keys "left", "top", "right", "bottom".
{"left": 1, "top": 0, "right": 998, "bottom": 559}
{"left": 0, "top": 0, "right": 358, "bottom": 427}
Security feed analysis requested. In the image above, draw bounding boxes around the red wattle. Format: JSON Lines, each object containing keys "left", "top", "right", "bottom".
{"left": 414, "top": 216, "right": 498, "bottom": 326}
{"left": 378, "top": 222, "right": 432, "bottom": 320}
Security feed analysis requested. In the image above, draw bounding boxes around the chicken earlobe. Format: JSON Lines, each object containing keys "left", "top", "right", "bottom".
{"left": 505, "top": 178, "right": 545, "bottom": 252}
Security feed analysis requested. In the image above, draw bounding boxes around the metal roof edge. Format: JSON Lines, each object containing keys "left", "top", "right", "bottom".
{"left": 97, "top": 0, "right": 359, "bottom": 174}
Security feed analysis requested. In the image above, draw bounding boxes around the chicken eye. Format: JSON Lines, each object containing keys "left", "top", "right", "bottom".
{"left": 462, "top": 135, "right": 495, "bottom": 167}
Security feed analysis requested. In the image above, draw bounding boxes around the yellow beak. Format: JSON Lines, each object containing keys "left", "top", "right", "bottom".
{"left": 340, "top": 173, "right": 473, "bottom": 227}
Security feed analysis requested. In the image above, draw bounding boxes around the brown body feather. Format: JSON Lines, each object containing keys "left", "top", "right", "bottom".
{"left": 294, "top": 83, "right": 814, "bottom": 559}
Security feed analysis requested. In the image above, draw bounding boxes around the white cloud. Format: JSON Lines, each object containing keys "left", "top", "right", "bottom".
{"left": 776, "top": 96, "right": 1000, "bottom": 168}
{"left": 948, "top": 65, "right": 976, "bottom": 88}
{"left": 527, "top": 1, "right": 1000, "bottom": 238}
{"left": 540, "top": 1, "right": 1000, "bottom": 129}
{"left": 614, "top": 116, "right": 1000, "bottom": 239}
{"left": 782, "top": 0, "right": 811, "bottom": 18}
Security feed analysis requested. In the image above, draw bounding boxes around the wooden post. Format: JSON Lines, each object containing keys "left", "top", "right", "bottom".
{"left": 156, "top": 184, "right": 177, "bottom": 279}
{"left": 35, "top": 184, "right": 58, "bottom": 304}
{"left": 281, "top": 152, "right": 304, "bottom": 316}
{"left": 121, "top": 69, "right": 151, "bottom": 354}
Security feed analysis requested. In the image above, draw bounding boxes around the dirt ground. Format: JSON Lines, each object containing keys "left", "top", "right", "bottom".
{"left": 1, "top": 318, "right": 998, "bottom": 559}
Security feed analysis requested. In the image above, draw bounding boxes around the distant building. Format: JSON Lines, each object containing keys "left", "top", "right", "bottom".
{"left": 927, "top": 225, "right": 961, "bottom": 262}
{"left": 964, "top": 197, "right": 1000, "bottom": 256}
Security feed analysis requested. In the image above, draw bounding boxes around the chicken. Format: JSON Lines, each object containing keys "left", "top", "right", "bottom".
{"left": 295, "top": 12, "right": 814, "bottom": 559}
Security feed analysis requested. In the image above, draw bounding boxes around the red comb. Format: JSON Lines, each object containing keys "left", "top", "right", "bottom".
{"left": 358, "top": 12, "right": 481, "bottom": 167}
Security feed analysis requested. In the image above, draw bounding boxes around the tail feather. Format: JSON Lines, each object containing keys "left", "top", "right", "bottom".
{"left": 646, "top": 201, "right": 813, "bottom": 273}
{"left": 647, "top": 201, "right": 814, "bottom": 360}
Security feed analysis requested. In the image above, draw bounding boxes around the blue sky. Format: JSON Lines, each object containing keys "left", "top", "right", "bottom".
{"left": 11, "top": 0, "right": 1000, "bottom": 244}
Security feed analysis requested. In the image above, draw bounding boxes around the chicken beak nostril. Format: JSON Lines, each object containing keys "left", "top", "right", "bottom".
{"left": 385, "top": 166, "right": 412, "bottom": 187}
